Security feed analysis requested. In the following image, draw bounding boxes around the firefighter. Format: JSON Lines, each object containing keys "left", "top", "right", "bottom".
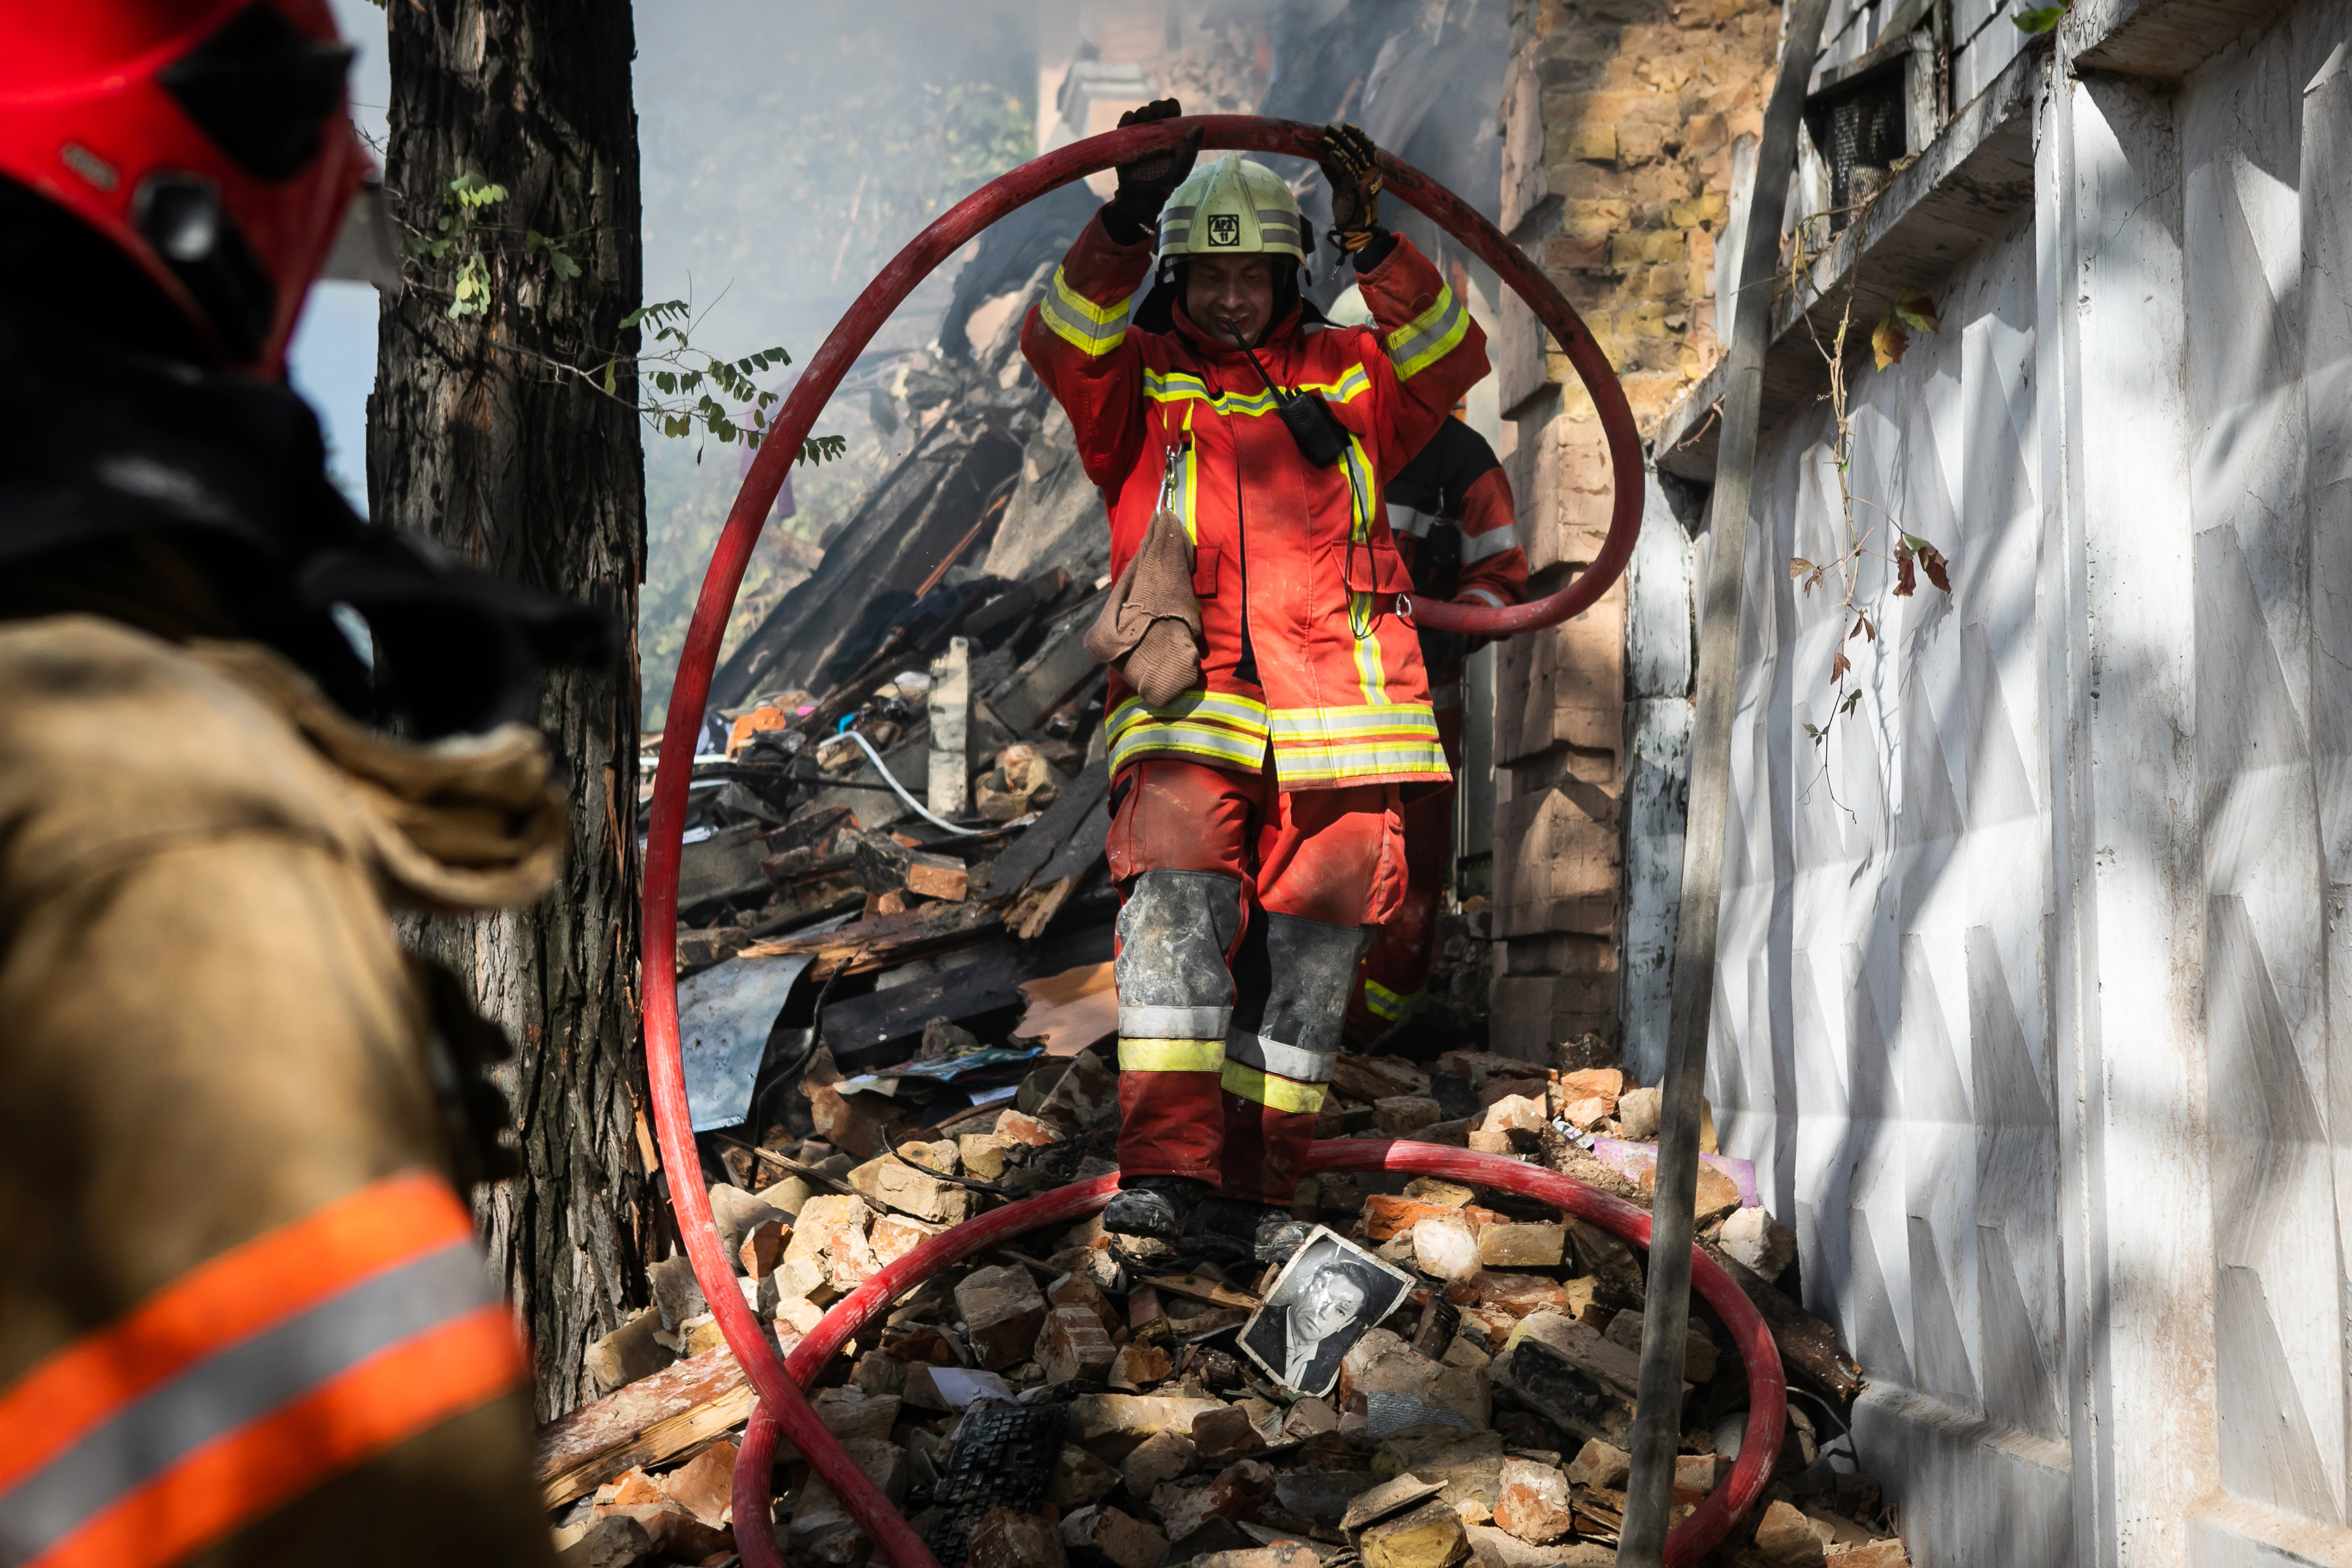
{"left": 1345, "top": 408, "right": 1526, "bottom": 1042}
{"left": 1022, "top": 101, "right": 1489, "bottom": 1253}
{"left": 0, "top": 4, "right": 597, "bottom": 1563}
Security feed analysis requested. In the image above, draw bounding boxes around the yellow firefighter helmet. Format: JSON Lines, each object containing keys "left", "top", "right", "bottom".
{"left": 1156, "top": 154, "right": 1311, "bottom": 271}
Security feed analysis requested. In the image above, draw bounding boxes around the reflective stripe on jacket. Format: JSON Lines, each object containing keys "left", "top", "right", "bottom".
{"left": 1022, "top": 212, "right": 1491, "bottom": 790}
{"left": 1385, "top": 415, "right": 1528, "bottom": 615}
{"left": 0, "top": 1175, "right": 524, "bottom": 1568}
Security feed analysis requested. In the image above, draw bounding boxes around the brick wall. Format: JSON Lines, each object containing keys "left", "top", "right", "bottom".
{"left": 1486, "top": 0, "right": 1778, "bottom": 1061}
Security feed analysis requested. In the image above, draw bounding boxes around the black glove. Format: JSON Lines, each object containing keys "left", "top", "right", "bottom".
{"left": 1107, "top": 99, "right": 1201, "bottom": 238}
{"left": 1320, "top": 123, "right": 1384, "bottom": 253}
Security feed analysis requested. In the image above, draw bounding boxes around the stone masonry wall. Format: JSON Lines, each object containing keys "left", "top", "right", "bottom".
{"left": 1486, "top": 0, "right": 1779, "bottom": 1060}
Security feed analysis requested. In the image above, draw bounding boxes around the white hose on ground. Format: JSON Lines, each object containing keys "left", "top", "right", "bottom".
{"left": 830, "top": 726, "right": 986, "bottom": 836}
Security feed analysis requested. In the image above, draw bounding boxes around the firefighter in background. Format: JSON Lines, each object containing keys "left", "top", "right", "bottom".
{"left": 0, "top": 4, "right": 598, "bottom": 1562}
{"left": 1022, "top": 100, "right": 1489, "bottom": 1253}
{"left": 1343, "top": 399, "right": 1526, "bottom": 1041}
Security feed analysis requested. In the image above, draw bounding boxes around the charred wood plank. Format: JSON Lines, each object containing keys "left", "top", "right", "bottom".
{"left": 737, "top": 899, "right": 999, "bottom": 979}
{"left": 983, "top": 759, "right": 1110, "bottom": 900}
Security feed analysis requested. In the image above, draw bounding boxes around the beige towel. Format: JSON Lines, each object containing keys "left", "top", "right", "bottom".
{"left": 1084, "top": 505, "right": 1203, "bottom": 706}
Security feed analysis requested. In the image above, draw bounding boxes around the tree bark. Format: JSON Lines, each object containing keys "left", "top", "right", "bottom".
{"left": 370, "top": 0, "right": 652, "bottom": 1421}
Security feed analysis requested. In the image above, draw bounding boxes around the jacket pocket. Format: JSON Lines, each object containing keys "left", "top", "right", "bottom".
{"left": 1192, "top": 544, "right": 1220, "bottom": 598}
{"left": 1322, "top": 538, "right": 1415, "bottom": 597}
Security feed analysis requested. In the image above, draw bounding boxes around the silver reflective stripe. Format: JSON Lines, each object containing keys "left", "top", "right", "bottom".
{"left": 1389, "top": 505, "right": 1439, "bottom": 538}
{"left": 1461, "top": 524, "right": 1522, "bottom": 562}
{"left": 1458, "top": 587, "right": 1506, "bottom": 608}
{"left": 0, "top": 1243, "right": 491, "bottom": 1562}
{"left": 1119, "top": 1004, "right": 1232, "bottom": 1040}
{"left": 1387, "top": 287, "right": 1467, "bottom": 375}
{"left": 1223, "top": 1028, "right": 1337, "bottom": 1086}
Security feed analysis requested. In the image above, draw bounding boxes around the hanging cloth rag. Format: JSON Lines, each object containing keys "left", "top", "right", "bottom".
{"left": 1084, "top": 447, "right": 1203, "bottom": 706}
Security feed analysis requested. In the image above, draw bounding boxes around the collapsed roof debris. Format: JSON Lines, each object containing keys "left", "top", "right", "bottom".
{"left": 542, "top": 1014, "right": 1895, "bottom": 1567}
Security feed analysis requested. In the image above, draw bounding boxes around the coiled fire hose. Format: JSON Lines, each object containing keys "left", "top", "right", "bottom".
{"left": 639, "top": 117, "right": 1776, "bottom": 1568}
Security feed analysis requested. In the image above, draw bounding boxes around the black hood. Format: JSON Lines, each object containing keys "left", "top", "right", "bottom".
{"left": 0, "top": 317, "right": 609, "bottom": 738}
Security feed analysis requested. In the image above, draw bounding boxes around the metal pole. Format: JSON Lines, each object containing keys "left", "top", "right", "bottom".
{"left": 1616, "top": 0, "right": 1831, "bottom": 1558}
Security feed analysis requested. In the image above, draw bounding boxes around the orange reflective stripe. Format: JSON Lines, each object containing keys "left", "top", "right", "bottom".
{"left": 0, "top": 1173, "right": 520, "bottom": 1568}
{"left": 0, "top": 1171, "right": 477, "bottom": 1497}
{"left": 25, "top": 1304, "right": 523, "bottom": 1568}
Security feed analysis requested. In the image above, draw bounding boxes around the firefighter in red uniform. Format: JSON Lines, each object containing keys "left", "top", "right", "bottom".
{"left": 1022, "top": 102, "right": 1489, "bottom": 1252}
{"left": 1346, "top": 411, "right": 1526, "bottom": 1041}
{"left": 0, "top": 5, "right": 596, "bottom": 1562}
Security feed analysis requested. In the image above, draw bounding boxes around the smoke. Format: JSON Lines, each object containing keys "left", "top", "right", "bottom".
{"left": 633, "top": 0, "right": 1511, "bottom": 722}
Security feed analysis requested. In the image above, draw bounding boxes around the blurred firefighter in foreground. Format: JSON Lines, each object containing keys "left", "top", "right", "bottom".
{"left": 0, "top": 4, "right": 601, "bottom": 1564}
{"left": 1344, "top": 403, "right": 1526, "bottom": 1042}
{"left": 1022, "top": 101, "right": 1489, "bottom": 1257}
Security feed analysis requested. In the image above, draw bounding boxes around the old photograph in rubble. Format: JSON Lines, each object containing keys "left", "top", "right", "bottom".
{"left": 1238, "top": 1225, "right": 1414, "bottom": 1398}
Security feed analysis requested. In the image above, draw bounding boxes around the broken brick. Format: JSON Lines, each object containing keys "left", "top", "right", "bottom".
{"left": 1121, "top": 1428, "right": 1197, "bottom": 1495}
{"left": 809, "top": 1086, "right": 919, "bottom": 1159}
{"left": 1376, "top": 1096, "right": 1446, "bottom": 1136}
{"left": 1111, "top": 1342, "right": 1170, "bottom": 1389}
{"left": 869, "top": 1213, "right": 943, "bottom": 1266}
{"left": 1189, "top": 1404, "right": 1266, "bottom": 1462}
{"left": 1357, "top": 1498, "right": 1470, "bottom": 1568}
{"left": 955, "top": 1262, "right": 1049, "bottom": 1370}
{"left": 1493, "top": 1457, "right": 1575, "bottom": 1544}
{"left": 849, "top": 1149, "right": 976, "bottom": 1225}
{"left": 1050, "top": 1442, "right": 1123, "bottom": 1510}
{"left": 1039, "top": 1303, "right": 1118, "bottom": 1383}
{"left": 1752, "top": 1499, "right": 1828, "bottom": 1567}
{"left": 1411, "top": 1211, "right": 1482, "bottom": 1280}
{"left": 660, "top": 1439, "right": 737, "bottom": 1527}
{"left": 995, "top": 1108, "right": 1062, "bottom": 1146}
{"left": 737, "top": 1218, "right": 787, "bottom": 1278}
{"left": 1565, "top": 1438, "right": 1631, "bottom": 1490}
{"left": 1061, "top": 1503, "right": 1170, "bottom": 1568}
{"left": 1475, "top": 1222, "right": 1565, "bottom": 1269}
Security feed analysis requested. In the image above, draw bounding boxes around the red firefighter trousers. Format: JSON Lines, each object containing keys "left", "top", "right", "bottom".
{"left": 1106, "top": 757, "right": 1405, "bottom": 1204}
{"left": 1344, "top": 687, "right": 1467, "bottom": 1042}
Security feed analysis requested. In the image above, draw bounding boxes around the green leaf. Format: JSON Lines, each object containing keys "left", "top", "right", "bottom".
{"left": 525, "top": 230, "right": 584, "bottom": 282}
{"left": 446, "top": 172, "right": 508, "bottom": 210}
{"left": 2013, "top": 3, "right": 2066, "bottom": 31}
{"left": 602, "top": 359, "right": 617, "bottom": 397}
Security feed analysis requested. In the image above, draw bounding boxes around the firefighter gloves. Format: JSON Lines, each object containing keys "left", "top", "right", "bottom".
{"left": 1110, "top": 98, "right": 1202, "bottom": 231}
{"left": 1320, "top": 123, "right": 1384, "bottom": 253}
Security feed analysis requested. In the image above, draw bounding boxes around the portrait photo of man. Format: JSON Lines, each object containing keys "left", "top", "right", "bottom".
{"left": 1239, "top": 1228, "right": 1415, "bottom": 1397}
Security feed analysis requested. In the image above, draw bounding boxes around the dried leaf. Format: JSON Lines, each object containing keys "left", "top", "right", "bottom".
{"left": 1906, "top": 534, "right": 1953, "bottom": 594}
{"left": 1894, "top": 540, "right": 1918, "bottom": 597}
{"left": 1831, "top": 648, "right": 1852, "bottom": 683}
{"left": 1847, "top": 615, "right": 1868, "bottom": 643}
{"left": 1893, "top": 288, "right": 1941, "bottom": 334}
{"left": 1790, "top": 557, "right": 1817, "bottom": 578}
{"left": 1871, "top": 313, "right": 1910, "bottom": 369}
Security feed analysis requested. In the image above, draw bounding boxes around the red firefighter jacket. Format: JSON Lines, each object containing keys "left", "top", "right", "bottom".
{"left": 1386, "top": 414, "right": 1527, "bottom": 615}
{"left": 1022, "top": 213, "right": 1489, "bottom": 791}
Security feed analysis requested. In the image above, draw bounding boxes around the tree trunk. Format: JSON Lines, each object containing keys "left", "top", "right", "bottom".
{"left": 370, "top": 0, "right": 652, "bottom": 1421}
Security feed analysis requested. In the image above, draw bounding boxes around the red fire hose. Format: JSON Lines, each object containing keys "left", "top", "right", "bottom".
{"left": 640, "top": 118, "right": 1691, "bottom": 1568}
{"left": 729, "top": 1149, "right": 1784, "bottom": 1567}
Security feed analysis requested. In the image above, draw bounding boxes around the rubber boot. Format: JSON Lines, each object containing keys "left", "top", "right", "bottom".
{"left": 1104, "top": 1173, "right": 1213, "bottom": 1240}
{"left": 1183, "top": 1197, "right": 1316, "bottom": 1265}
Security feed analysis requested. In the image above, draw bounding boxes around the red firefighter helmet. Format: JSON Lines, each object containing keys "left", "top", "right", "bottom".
{"left": 0, "top": 0, "right": 368, "bottom": 374}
